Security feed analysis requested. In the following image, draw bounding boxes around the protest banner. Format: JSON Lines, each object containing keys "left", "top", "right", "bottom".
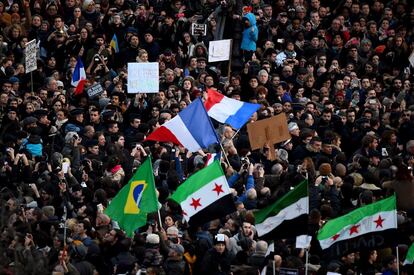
{"left": 127, "top": 62, "right": 159, "bottom": 93}
{"left": 86, "top": 83, "right": 104, "bottom": 99}
{"left": 247, "top": 113, "right": 290, "bottom": 160}
{"left": 208, "top": 39, "right": 232, "bottom": 62}
{"left": 25, "top": 39, "right": 37, "bottom": 73}
{"left": 191, "top": 23, "right": 207, "bottom": 36}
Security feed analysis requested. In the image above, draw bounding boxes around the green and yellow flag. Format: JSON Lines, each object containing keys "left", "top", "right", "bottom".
{"left": 105, "top": 157, "right": 158, "bottom": 236}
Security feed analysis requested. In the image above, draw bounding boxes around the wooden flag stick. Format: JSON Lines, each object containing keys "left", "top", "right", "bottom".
{"left": 219, "top": 142, "right": 231, "bottom": 168}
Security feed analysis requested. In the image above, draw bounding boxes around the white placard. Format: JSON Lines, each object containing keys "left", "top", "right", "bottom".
{"left": 25, "top": 39, "right": 37, "bottom": 73}
{"left": 409, "top": 50, "right": 414, "bottom": 68}
{"left": 208, "top": 39, "right": 232, "bottom": 62}
{"left": 191, "top": 23, "right": 207, "bottom": 36}
{"left": 295, "top": 234, "right": 312, "bottom": 249}
{"left": 127, "top": 62, "right": 159, "bottom": 93}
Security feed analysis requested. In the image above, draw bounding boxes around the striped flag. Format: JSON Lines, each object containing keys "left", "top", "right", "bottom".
{"left": 317, "top": 195, "right": 397, "bottom": 250}
{"left": 110, "top": 34, "right": 119, "bottom": 53}
{"left": 254, "top": 180, "right": 308, "bottom": 239}
{"left": 204, "top": 89, "right": 260, "bottom": 130}
{"left": 71, "top": 57, "right": 86, "bottom": 96}
{"left": 205, "top": 152, "right": 221, "bottom": 166}
{"left": 404, "top": 243, "right": 414, "bottom": 265}
{"left": 170, "top": 160, "right": 235, "bottom": 226}
{"left": 146, "top": 98, "right": 219, "bottom": 152}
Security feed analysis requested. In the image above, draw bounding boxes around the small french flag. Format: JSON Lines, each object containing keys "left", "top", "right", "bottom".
{"left": 71, "top": 57, "right": 86, "bottom": 96}
{"left": 205, "top": 152, "right": 221, "bottom": 167}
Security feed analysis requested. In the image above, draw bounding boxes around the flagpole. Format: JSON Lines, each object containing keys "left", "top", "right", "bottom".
{"left": 272, "top": 260, "right": 276, "bottom": 275}
{"left": 394, "top": 194, "right": 399, "bottom": 275}
{"left": 148, "top": 155, "right": 163, "bottom": 231}
{"left": 305, "top": 248, "right": 309, "bottom": 275}
{"left": 230, "top": 128, "right": 241, "bottom": 140}
{"left": 198, "top": 96, "right": 229, "bottom": 166}
{"left": 219, "top": 142, "right": 231, "bottom": 168}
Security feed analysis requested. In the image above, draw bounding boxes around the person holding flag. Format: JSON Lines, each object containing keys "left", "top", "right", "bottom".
{"left": 105, "top": 156, "right": 159, "bottom": 237}
{"left": 71, "top": 57, "right": 86, "bottom": 96}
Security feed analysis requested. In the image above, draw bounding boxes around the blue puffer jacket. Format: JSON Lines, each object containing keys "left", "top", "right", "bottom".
{"left": 241, "top": 13, "right": 259, "bottom": 51}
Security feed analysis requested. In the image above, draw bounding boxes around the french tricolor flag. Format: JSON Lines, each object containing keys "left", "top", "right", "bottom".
{"left": 71, "top": 57, "right": 86, "bottom": 96}
{"left": 146, "top": 98, "right": 219, "bottom": 152}
{"left": 205, "top": 152, "right": 221, "bottom": 166}
{"left": 204, "top": 89, "right": 260, "bottom": 129}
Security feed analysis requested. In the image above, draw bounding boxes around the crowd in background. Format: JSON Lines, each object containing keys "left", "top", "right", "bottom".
{"left": 2, "top": 0, "right": 414, "bottom": 274}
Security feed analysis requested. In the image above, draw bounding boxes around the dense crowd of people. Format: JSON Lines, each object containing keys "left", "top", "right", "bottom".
{"left": 2, "top": 0, "right": 414, "bottom": 274}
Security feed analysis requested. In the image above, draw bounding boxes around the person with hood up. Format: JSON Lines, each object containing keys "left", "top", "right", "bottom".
{"left": 241, "top": 12, "right": 258, "bottom": 61}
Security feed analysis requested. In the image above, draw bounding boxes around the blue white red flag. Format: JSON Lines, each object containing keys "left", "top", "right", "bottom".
{"left": 204, "top": 89, "right": 260, "bottom": 129}
{"left": 71, "top": 57, "right": 86, "bottom": 95}
{"left": 146, "top": 98, "right": 219, "bottom": 152}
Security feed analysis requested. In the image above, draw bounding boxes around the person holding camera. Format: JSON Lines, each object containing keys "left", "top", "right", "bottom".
{"left": 275, "top": 40, "right": 298, "bottom": 68}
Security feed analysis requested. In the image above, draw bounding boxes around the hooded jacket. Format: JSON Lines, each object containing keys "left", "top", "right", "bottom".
{"left": 241, "top": 13, "right": 258, "bottom": 52}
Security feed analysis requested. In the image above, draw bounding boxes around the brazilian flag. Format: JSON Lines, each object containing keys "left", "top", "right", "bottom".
{"left": 105, "top": 156, "right": 158, "bottom": 236}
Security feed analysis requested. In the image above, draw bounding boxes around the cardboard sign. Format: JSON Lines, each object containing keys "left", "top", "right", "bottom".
{"left": 246, "top": 113, "right": 290, "bottom": 160}
{"left": 208, "top": 39, "right": 232, "bottom": 62}
{"left": 127, "top": 62, "right": 159, "bottom": 93}
{"left": 191, "top": 23, "right": 207, "bottom": 36}
{"left": 25, "top": 39, "right": 37, "bottom": 73}
{"left": 86, "top": 83, "right": 104, "bottom": 98}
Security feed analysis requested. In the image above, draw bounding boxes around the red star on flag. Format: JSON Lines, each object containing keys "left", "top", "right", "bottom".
{"left": 374, "top": 215, "right": 385, "bottom": 228}
{"left": 349, "top": 224, "right": 360, "bottom": 235}
{"left": 190, "top": 198, "right": 202, "bottom": 210}
{"left": 332, "top": 234, "right": 340, "bottom": 241}
{"left": 212, "top": 183, "right": 224, "bottom": 196}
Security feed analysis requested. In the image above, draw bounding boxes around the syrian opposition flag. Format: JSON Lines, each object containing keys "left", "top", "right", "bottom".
{"left": 204, "top": 89, "right": 260, "bottom": 130}
{"left": 146, "top": 98, "right": 219, "bottom": 152}
{"left": 317, "top": 195, "right": 397, "bottom": 252}
{"left": 71, "top": 57, "right": 86, "bottom": 95}
{"left": 254, "top": 180, "right": 308, "bottom": 239}
{"left": 170, "top": 160, "right": 236, "bottom": 226}
{"left": 404, "top": 243, "right": 414, "bottom": 265}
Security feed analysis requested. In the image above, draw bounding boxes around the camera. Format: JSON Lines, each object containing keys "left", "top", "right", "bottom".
{"left": 94, "top": 54, "right": 101, "bottom": 63}
{"left": 321, "top": 176, "right": 328, "bottom": 184}
{"left": 241, "top": 157, "right": 249, "bottom": 170}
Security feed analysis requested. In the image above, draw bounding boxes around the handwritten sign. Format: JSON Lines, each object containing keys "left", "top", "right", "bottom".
{"left": 191, "top": 23, "right": 207, "bottom": 36}
{"left": 127, "top": 62, "right": 159, "bottom": 93}
{"left": 208, "top": 39, "right": 231, "bottom": 62}
{"left": 25, "top": 39, "right": 37, "bottom": 73}
{"left": 87, "top": 83, "right": 104, "bottom": 99}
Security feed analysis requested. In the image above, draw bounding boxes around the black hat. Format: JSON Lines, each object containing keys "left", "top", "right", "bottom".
{"left": 130, "top": 113, "right": 141, "bottom": 120}
{"left": 7, "top": 106, "right": 18, "bottom": 113}
{"left": 292, "top": 103, "right": 305, "bottom": 112}
{"left": 33, "top": 109, "right": 49, "bottom": 117}
{"left": 297, "top": 67, "right": 308, "bottom": 75}
{"left": 70, "top": 108, "right": 84, "bottom": 116}
{"left": 105, "top": 104, "right": 122, "bottom": 112}
{"left": 214, "top": 234, "right": 226, "bottom": 245}
{"left": 197, "top": 57, "right": 207, "bottom": 62}
{"left": 22, "top": 116, "right": 38, "bottom": 127}
{"left": 368, "top": 150, "right": 381, "bottom": 158}
{"left": 85, "top": 139, "right": 99, "bottom": 148}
